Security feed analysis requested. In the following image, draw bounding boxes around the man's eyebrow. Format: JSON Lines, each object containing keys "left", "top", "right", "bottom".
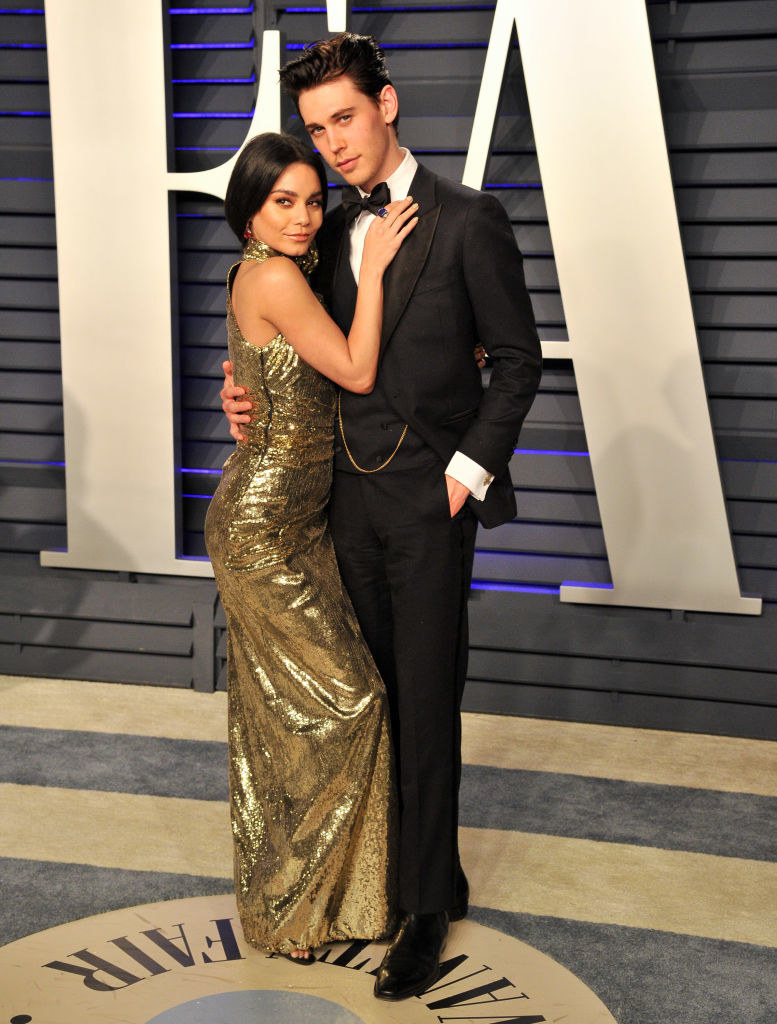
{"left": 304, "top": 107, "right": 354, "bottom": 130}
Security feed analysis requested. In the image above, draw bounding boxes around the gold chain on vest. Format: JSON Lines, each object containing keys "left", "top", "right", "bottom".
{"left": 337, "top": 392, "right": 408, "bottom": 473}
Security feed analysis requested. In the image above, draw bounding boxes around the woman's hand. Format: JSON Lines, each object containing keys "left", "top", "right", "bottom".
{"left": 360, "top": 196, "right": 419, "bottom": 275}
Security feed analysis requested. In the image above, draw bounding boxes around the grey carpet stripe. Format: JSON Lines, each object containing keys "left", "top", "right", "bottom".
{"left": 459, "top": 764, "right": 777, "bottom": 862}
{"left": 4, "top": 725, "right": 777, "bottom": 862}
{"left": 0, "top": 857, "right": 233, "bottom": 948}
{"left": 468, "top": 906, "right": 777, "bottom": 1024}
{"left": 0, "top": 725, "right": 229, "bottom": 801}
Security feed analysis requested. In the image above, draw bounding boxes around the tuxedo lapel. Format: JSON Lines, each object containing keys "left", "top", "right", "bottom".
{"left": 315, "top": 206, "right": 348, "bottom": 310}
{"left": 380, "top": 165, "right": 440, "bottom": 354}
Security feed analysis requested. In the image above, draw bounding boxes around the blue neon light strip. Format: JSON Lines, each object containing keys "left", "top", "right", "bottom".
{"left": 514, "top": 448, "right": 589, "bottom": 457}
{"left": 173, "top": 111, "right": 252, "bottom": 118}
{"left": 471, "top": 581, "right": 559, "bottom": 595}
{"left": 286, "top": 41, "right": 485, "bottom": 50}
{"left": 170, "top": 41, "right": 253, "bottom": 49}
{"left": 0, "top": 175, "right": 52, "bottom": 181}
{"left": 285, "top": 4, "right": 494, "bottom": 10}
{"left": 0, "top": 110, "right": 49, "bottom": 116}
{"left": 0, "top": 459, "right": 65, "bottom": 467}
{"left": 170, "top": 5, "right": 253, "bottom": 12}
{"left": 485, "top": 183, "right": 542, "bottom": 190}
{"left": 176, "top": 146, "right": 235, "bottom": 151}
{"left": 0, "top": 7, "right": 44, "bottom": 11}
{"left": 180, "top": 467, "right": 222, "bottom": 475}
{"left": 0, "top": 42, "right": 45, "bottom": 48}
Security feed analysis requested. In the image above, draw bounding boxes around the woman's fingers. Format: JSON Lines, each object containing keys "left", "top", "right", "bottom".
{"left": 380, "top": 196, "right": 417, "bottom": 231}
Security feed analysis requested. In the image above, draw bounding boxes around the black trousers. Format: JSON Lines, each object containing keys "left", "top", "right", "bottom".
{"left": 329, "top": 463, "right": 478, "bottom": 915}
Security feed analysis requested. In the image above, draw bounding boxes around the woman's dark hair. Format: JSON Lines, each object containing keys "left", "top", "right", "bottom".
{"left": 279, "top": 33, "right": 398, "bottom": 133}
{"left": 224, "top": 132, "right": 329, "bottom": 243}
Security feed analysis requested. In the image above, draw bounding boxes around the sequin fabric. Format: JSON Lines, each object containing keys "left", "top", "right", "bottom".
{"left": 204, "top": 238, "right": 397, "bottom": 953}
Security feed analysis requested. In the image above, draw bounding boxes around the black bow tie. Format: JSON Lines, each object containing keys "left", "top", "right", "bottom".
{"left": 340, "top": 181, "right": 391, "bottom": 225}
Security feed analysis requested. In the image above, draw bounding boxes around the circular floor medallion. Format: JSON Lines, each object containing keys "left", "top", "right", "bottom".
{"left": 0, "top": 893, "right": 617, "bottom": 1023}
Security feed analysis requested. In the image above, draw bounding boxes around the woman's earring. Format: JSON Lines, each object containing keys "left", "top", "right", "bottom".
{"left": 243, "top": 223, "right": 252, "bottom": 240}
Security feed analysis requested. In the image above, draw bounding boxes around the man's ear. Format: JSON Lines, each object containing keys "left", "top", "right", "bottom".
{"left": 378, "top": 85, "right": 399, "bottom": 129}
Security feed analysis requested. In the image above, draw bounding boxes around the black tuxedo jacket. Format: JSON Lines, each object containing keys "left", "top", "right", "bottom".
{"left": 314, "top": 163, "right": 542, "bottom": 529}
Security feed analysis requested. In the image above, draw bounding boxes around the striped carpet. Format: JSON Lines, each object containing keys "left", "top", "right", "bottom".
{"left": 1, "top": 673, "right": 776, "bottom": 1023}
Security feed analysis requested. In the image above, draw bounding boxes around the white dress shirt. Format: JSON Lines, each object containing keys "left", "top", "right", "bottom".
{"left": 347, "top": 148, "right": 493, "bottom": 502}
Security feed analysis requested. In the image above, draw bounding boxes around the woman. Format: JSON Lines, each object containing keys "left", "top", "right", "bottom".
{"left": 204, "top": 133, "right": 417, "bottom": 963}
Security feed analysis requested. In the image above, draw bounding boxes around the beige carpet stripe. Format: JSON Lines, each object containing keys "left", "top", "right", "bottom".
{"left": 0, "top": 675, "right": 228, "bottom": 743}
{"left": 460, "top": 712, "right": 777, "bottom": 797}
{"left": 2, "top": 783, "right": 774, "bottom": 947}
{"left": 3, "top": 675, "right": 777, "bottom": 797}
{"left": 460, "top": 826, "right": 777, "bottom": 948}
{"left": 0, "top": 784, "right": 233, "bottom": 879}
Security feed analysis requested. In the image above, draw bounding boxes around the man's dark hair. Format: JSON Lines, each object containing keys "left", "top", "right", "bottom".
{"left": 279, "top": 33, "right": 399, "bottom": 133}
{"left": 224, "top": 132, "right": 329, "bottom": 243}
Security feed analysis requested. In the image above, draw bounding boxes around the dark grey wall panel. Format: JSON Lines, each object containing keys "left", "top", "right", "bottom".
{"left": 1, "top": 1, "right": 776, "bottom": 737}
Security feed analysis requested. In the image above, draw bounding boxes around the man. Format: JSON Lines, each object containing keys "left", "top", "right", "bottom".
{"left": 221, "top": 33, "right": 542, "bottom": 1000}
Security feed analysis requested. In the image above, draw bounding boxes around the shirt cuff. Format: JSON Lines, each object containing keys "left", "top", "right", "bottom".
{"left": 445, "top": 451, "right": 494, "bottom": 502}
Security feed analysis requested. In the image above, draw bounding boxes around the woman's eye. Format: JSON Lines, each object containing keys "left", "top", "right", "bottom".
{"left": 308, "top": 200, "right": 321, "bottom": 207}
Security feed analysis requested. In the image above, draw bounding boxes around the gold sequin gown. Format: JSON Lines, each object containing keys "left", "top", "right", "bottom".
{"left": 204, "top": 239, "right": 396, "bottom": 953}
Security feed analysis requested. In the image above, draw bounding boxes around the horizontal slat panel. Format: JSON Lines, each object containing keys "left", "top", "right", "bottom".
{"left": 0, "top": 576, "right": 198, "bottom": 624}
{"left": 0, "top": 613, "right": 193, "bottom": 656}
{"left": 468, "top": 589, "right": 777, "bottom": 669}
{"left": 0, "top": 179, "right": 54, "bottom": 214}
{"left": 0, "top": 402, "right": 62, "bottom": 433}
{"left": 468, "top": 648, "right": 777, "bottom": 706}
{"left": 468, "top": 649, "right": 777, "bottom": 708}
{"left": 0, "top": 246, "right": 58, "bottom": 277}
{"left": 473, "top": 549, "right": 610, "bottom": 586}
{"left": 0, "top": 214, "right": 55, "bottom": 246}
{"left": 0, "top": 340, "right": 60, "bottom": 371}
{"left": 0, "top": 433, "right": 62, "bottom": 462}
{"left": 0, "top": 49, "right": 48, "bottom": 80}
{"left": 0, "top": 371, "right": 62, "bottom": 402}
{"left": 0, "top": 82, "right": 50, "bottom": 113}
{"left": 170, "top": 12, "right": 252, "bottom": 45}
{"left": 0, "top": 13, "right": 45, "bottom": 44}
{"left": 0, "top": 278, "right": 59, "bottom": 309}
{"left": 0, "top": 521, "right": 65, "bottom": 552}
{"left": 0, "top": 643, "right": 195, "bottom": 687}
{"left": 0, "top": 485, "right": 64, "bottom": 521}
{"left": 648, "top": 1, "right": 777, "bottom": 38}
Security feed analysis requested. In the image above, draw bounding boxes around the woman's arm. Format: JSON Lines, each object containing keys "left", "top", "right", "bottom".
{"left": 232, "top": 197, "right": 417, "bottom": 393}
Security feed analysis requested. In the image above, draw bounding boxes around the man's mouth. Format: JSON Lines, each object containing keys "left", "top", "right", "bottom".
{"left": 337, "top": 157, "right": 358, "bottom": 173}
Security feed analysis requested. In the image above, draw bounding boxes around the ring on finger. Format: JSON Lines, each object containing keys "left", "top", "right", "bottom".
{"left": 377, "top": 207, "right": 388, "bottom": 218}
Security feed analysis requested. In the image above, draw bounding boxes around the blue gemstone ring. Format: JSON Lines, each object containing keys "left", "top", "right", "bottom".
{"left": 377, "top": 207, "right": 388, "bottom": 218}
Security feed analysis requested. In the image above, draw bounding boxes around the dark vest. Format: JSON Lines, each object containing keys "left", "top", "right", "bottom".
{"left": 331, "top": 239, "right": 435, "bottom": 474}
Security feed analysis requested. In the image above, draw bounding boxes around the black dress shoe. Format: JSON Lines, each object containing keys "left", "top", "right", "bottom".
{"left": 449, "top": 866, "right": 469, "bottom": 922}
{"left": 373, "top": 911, "right": 448, "bottom": 1001}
